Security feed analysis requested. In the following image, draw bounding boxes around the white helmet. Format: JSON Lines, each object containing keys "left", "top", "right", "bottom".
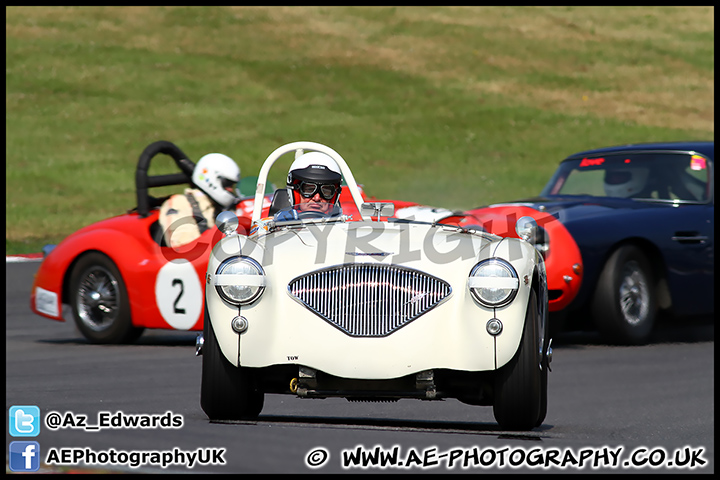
{"left": 286, "top": 152, "right": 343, "bottom": 205}
{"left": 603, "top": 167, "right": 649, "bottom": 198}
{"left": 192, "top": 153, "right": 241, "bottom": 208}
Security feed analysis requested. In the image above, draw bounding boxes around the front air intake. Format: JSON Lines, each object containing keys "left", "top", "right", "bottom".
{"left": 288, "top": 264, "right": 451, "bottom": 337}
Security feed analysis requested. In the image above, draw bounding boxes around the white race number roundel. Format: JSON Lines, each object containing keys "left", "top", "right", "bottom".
{"left": 155, "top": 259, "right": 203, "bottom": 330}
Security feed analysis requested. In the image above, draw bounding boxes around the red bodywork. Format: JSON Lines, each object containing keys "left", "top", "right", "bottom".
{"left": 31, "top": 211, "right": 212, "bottom": 331}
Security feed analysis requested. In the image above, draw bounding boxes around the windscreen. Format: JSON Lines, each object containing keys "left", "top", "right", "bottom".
{"left": 540, "top": 152, "right": 711, "bottom": 203}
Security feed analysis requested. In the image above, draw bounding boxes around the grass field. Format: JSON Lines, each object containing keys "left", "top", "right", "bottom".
{"left": 5, "top": 6, "right": 714, "bottom": 254}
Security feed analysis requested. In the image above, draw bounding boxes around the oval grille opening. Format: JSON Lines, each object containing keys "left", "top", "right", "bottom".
{"left": 288, "top": 264, "right": 451, "bottom": 337}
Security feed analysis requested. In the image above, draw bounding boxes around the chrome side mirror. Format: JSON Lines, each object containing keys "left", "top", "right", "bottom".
{"left": 361, "top": 202, "right": 395, "bottom": 221}
{"left": 515, "top": 216, "right": 538, "bottom": 242}
{"left": 216, "top": 211, "right": 239, "bottom": 236}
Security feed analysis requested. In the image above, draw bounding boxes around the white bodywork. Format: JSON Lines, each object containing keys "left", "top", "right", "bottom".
{"left": 206, "top": 142, "right": 546, "bottom": 381}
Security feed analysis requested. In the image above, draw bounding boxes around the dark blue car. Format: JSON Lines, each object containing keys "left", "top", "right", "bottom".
{"left": 467, "top": 141, "right": 713, "bottom": 344}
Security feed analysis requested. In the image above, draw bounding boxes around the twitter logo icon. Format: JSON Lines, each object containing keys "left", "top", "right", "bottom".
{"left": 9, "top": 406, "right": 40, "bottom": 437}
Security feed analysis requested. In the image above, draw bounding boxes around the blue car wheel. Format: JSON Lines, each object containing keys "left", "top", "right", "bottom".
{"left": 591, "top": 245, "right": 658, "bottom": 344}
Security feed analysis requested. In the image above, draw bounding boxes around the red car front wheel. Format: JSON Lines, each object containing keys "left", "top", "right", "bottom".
{"left": 69, "top": 252, "right": 144, "bottom": 344}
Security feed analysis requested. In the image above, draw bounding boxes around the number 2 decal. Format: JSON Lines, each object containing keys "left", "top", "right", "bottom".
{"left": 155, "top": 260, "right": 202, "bottom": 330}
{"left": 172, "top": 278, "right": 186, "bottom": 315}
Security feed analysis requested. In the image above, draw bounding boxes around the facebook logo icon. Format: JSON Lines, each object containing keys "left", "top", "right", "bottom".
{"left": 9, "top": 441, "right": 41, "bottom": 472}
{"left": 9, "top": 405, "right": 40, "bottom": 436}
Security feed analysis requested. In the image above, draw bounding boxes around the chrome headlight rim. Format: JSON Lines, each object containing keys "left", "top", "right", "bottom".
{"left": 214, "top": 256, "right": 266, "bottom": 306}
{"left": 468, "top": 258, "right": 519, "bottom": 308}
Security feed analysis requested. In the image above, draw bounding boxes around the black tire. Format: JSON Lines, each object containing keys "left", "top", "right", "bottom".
{"left": 69, "top": 252, "right": 144, "bottom": 344}
{"left": 493, "top": 289, "right": 543, "bottom": 431}
{"left": 548, "top": 310, "right": 568, "bottom": 337}
{"left": 535, "top": 297, "right": 550, "bottom": 428}
{"left": 200, "top": 307, "right": 264, "bottom": 420}
{"left": 591, "top": 245, "right": 657, "bottom": 345}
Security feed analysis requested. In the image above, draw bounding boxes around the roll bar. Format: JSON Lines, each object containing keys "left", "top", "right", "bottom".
{"left": 135, "top": 141, "right": 196, "bottom": 217}
{"left": 251, "top": 141, "right": 369, "bottom": 222}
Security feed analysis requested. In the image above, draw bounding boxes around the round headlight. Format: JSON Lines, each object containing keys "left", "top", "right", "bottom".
{"left": 215, "top": 257, "right": 265, "bottom": 305}
{"left": 468, "top": 258, "right": 519, "bottom": 308}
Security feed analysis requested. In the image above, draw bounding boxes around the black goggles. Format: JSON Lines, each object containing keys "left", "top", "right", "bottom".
{"left": 294, "top": 181, "right": 340, "bottom": 200}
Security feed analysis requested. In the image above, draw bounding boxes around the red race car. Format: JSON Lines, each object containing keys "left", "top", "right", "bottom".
{"left": 29, "top": 141, "right": 419, "bottom": 343}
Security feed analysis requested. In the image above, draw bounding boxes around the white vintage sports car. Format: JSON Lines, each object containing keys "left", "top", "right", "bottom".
{"left": 198, "top": 141, "right": 551, "bottom": 431}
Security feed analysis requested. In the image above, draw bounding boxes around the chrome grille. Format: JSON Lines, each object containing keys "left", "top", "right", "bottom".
{"left": 288, "top": 264, "right": 451, "bottom": 337}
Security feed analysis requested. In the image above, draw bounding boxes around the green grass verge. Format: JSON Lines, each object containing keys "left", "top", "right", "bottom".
{"left": 6, "top": 6, "right": 714, "bottom": 254}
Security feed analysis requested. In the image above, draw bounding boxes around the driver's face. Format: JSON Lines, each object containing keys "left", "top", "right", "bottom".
{"left": 296, "top": 193, "right": 333, "bottom": 213}
{"left": 219, "top": 177, "right": 238, "bottom": 198}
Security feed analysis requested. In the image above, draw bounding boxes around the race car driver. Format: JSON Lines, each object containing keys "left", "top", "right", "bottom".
{"left": 286, "top": 151, "right": 343, "bottom": 215}
{"left": 159, "top": 153, "right": 240, "bottom": 248}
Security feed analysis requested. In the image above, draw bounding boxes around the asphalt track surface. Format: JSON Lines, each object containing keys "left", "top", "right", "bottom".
{"left": 6, "top": 261, "right": 714, "bottom": 473}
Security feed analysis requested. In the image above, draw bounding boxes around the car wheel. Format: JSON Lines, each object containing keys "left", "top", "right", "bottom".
{"left": 493, "top": 289, "right": 543, "bottom": 431}
{"left": 591, "top": 245, "right": 657, "bottom": 345}
{"left": 535, "top": 302, "right": 550, "bottom": 428}
{"left": 200, "top": 307, "right": 264, "bottom": 420}
{"left": 69, "top": 252, "right": 144, "bottom": 344}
